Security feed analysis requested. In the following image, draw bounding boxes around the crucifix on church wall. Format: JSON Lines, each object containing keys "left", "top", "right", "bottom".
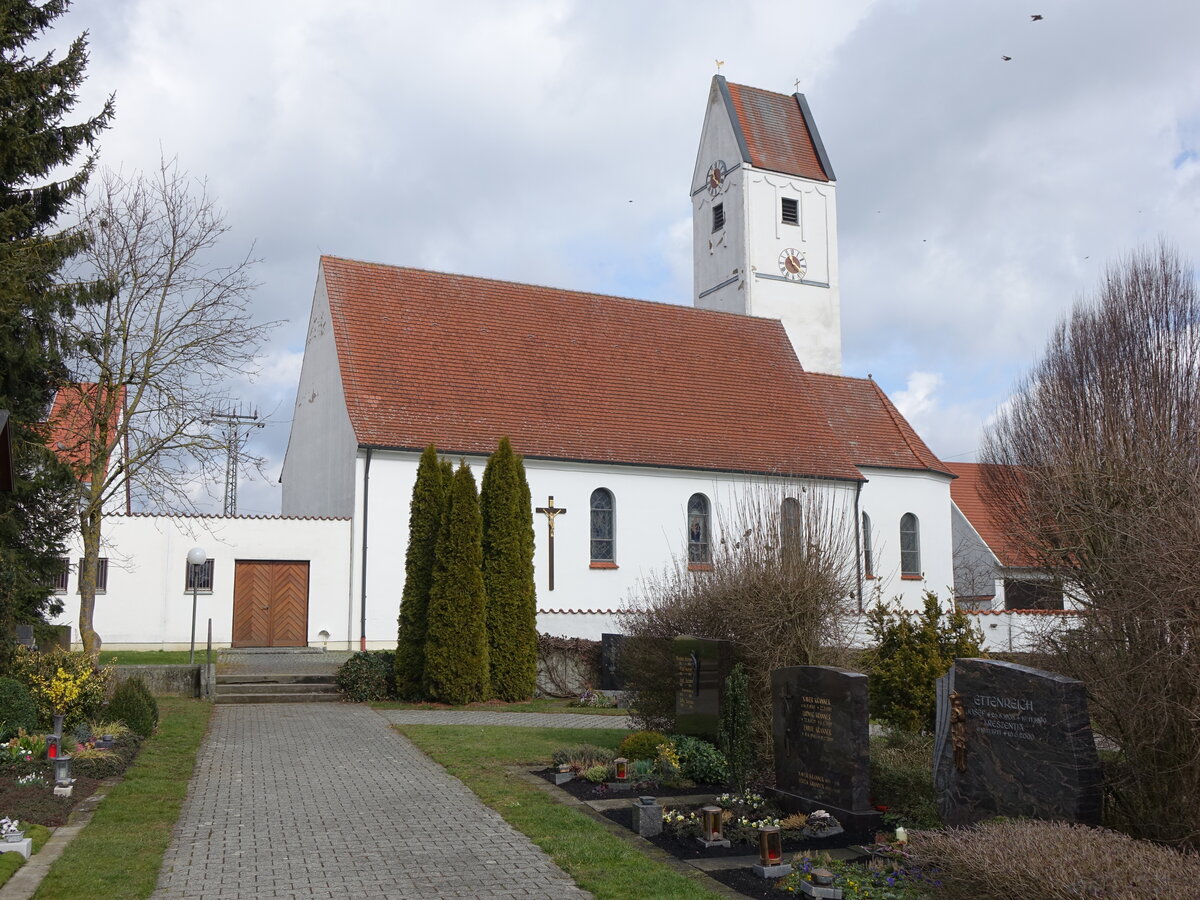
{"left": 535, "top": 495, "right": 566, "bottom": 591}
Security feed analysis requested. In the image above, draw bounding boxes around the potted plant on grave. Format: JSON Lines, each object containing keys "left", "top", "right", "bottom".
{"left": 0, "top": 817, "right": 25, "bottom": 842}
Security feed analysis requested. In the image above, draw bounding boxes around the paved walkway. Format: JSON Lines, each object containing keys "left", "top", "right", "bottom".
{"left": 152, "top": 703, "right": 593, "bottom": 899}
{"left": 377, "top": 709, "right": 631, "bottom": 729}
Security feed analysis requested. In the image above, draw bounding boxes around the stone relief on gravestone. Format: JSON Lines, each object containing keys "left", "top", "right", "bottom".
{"left": 934, "top": 658, "right": 1102, "bottom": 827}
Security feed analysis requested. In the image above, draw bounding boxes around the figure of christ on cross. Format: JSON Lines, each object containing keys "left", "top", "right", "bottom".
{"left": 535, "top": 496, "right": 567, "bottom": 591}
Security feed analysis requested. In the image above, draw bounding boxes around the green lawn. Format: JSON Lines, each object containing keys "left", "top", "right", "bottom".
{"left": 396, "top": 724, "right": 722, "bottom": 899}
{"left": 33, "top": 697, "right": 212, "bottom": 899}
{"left": 98, "top": 650, "right": 204, "bottom": 666}
{"left": 373, "top": 697, "right": 626, "bottom": 715}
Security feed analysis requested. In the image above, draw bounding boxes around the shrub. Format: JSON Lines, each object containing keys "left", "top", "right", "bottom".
{"left": 617, "top": 730, "right": 668, "bottom": 761}
{"left": 583, "top": 764, "right": 610, "bottom": 783}
{"left": 9, "top": 647, "right": 110, "bottom": 729}
{"left": 126, "top": 677, "right": 158, "bottom": 730}
{"left": 907, "top": 819, "right": 1200, "bottom": 900}
{"left": 718, "top": 663, "right": 753, "bottom": 792}
{"left": 672, "top": 735, "right": 728, "bottom": 785}
{"left": 336, "top": 650, "right": 396, "bottom": 702}
{"left": 868, "top": 731, "right": 941, "bottom": 829}
{"left": 106, "top": 679, "right": 156, "bottom": 737}
{"left": 865, "top": 590, "right": 984, "bottom": 734}
{"left": 550, "top": 743, "right": 613, "bottom": 770}
{"left": 0, "top": 677, "right": 38, "bottom": 740}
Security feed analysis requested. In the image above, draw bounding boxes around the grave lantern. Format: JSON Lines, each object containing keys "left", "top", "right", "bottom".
{"left": 757, "top": 825, "right": 783, "bottom": 867}
{"left": 46, "top": 734, "right": 59, "bottom": 759}
{"left": 700, "top": 806, "right": 724, "bottom": 843}
{"left": 614, "top": 757, "right": 629, "bottom": 782}
{"left": 53, "top": 754, "right": 73, "bottom": 786}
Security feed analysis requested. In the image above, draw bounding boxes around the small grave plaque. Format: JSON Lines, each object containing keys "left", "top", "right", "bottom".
{"left": 673, "top": 635, "right": 734, "bottom": 741}
{"left": 771, "top": 665, "right": 880, "bottom": 837}
{"left": 933, "top": 658, "right": 1102, "bottom": 827}
{"left": 600, "top": 633, "right": 628, "bottom": 691}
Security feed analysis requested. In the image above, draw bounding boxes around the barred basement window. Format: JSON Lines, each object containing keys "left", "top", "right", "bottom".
{"left": 52, "top": 558, "right": 69, "bottom": 594}
{"left": 186, "top": 558, "right": 215, "bottom": 593}
{"left": 590, "top": 488, "right": 615, "bottom": 562}
{"left": 77, "top": 557, "right": 108, "bottom": 593}
{"left": 781, "top": 196, "right": 798, "bottom": 225}
{"left": 712, "top": 203, "right": 725, "bottom": 232}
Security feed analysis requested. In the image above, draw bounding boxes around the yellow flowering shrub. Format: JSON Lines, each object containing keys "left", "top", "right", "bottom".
{"left": 9, "top": 647, "right": 111, "bottom": 728}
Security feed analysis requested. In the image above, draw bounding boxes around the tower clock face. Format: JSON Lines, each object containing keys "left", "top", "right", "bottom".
{"left": 779, "top": 248, "right": 807, "bottom": 280}
{"left": 705, "top": 160, "right": 727, "bottom": 195}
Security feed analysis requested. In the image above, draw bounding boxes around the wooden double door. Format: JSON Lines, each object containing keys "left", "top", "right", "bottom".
{"left": 231, "top": 560, "right": 310, "bottom": 648}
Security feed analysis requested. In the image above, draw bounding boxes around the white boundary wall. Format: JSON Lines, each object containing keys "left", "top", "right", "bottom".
{"left": 51, "top": 514, "right": 352, "bottom": 650}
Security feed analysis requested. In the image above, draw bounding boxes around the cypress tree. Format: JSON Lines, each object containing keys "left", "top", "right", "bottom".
{"left": 0, "top": 0, "right": 113, "bottom": 668}
{"left": 423, "top": 461, "right": 489, "bottom": 704}
{"left": 480, "top": 437, "right": 537, "bottom": 700}
{"left": 394, "top": 445, "right": 444, "bottom": 699}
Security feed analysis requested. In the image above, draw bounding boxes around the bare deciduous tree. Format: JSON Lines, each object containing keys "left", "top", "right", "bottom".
{"left": 56, "top": 158, "right": 277, "bottom": 654}
{"left": 619, "top": 482, "right": 860, "bottom": 764}
{"left": 982, "top": 240, "right": 1200, "bottom": 847}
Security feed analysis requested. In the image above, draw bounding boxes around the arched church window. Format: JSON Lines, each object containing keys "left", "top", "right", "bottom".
{"left": 687, "top": 493, "right": 711, "bottom": 564}
{"left": 862, "top": 511, "right": 874, "bottom": 578}
{"left": 900, "top": 513, "right": 921, "bottom": 577}
{"left": 590, "top": 488, "right": 614, "bottom": 562}
{"left": 780, "top": 497, "right": 802, "bottom": 559}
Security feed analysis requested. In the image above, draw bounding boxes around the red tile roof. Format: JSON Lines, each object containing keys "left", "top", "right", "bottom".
{"left": 947, "top": 462, "right": 1033, "bottom": 567}
{"left": 725, "top": 80, "right": 832, "bottom": 182}
{"left": 805, "top": 373, "right": 953, "bottom": 476}
{"left": 45, "top": 384, "right": 125, "bottom": 482}
{"left": 321, "top": 256, "right": 866, "bottom": 481}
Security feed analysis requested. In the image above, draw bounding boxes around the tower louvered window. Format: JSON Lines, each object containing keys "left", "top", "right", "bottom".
{"left": 781, "top": 196, "right": 798, "bottom": 225}
{"left": 712, "top": 203, "right": 725, "bottom": 232}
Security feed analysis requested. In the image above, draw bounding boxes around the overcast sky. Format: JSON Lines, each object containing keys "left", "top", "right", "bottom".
{"left": 51, "top": 0, "right": 1200, "bottom": 515}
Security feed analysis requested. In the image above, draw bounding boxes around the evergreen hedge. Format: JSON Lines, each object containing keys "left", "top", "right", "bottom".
{"left": 394, "top": 445, "right": 444, "bottom": 699}
{"left": 107, "top": 678, "right": 156, "bottom": 737}
{"left": 480, "top": 437, "right": 537, "bottom": 701}
{"left": 423, "top": 462, "right": 489, "bottom": 704}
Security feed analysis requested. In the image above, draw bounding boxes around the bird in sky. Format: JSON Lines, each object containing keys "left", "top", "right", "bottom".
{"left": 1001, "top": 55, "right": 1013, "bottom": 61}
{"left": 1031, "top": 14, "right": 1044, "bottom": 21}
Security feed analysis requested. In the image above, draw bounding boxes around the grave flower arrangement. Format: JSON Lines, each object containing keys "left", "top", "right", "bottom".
{"left": 0, "top": 817, "right": 23, "bottom": 839}
{"left": 777, "top": 851, "right": 937, "bottom": 900}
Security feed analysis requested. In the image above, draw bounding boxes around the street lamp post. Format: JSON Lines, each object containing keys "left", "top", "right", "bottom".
{"left": 187, "top": 546, "right": 206, "bottom": 664}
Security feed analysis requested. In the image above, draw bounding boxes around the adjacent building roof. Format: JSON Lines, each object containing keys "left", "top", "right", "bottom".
{"left": 947, "top": 462, "right": 1030, "bottom": 567}
{"left": 805, "top": 373, "right": 954, "bottom": 477}
{"left": 722, "top": 78, "right": 834, "bottom": 182}
{"left": 45, "top": 384, "right": 125, "bottom": 482}
{"left": 320, "top": 256, "right": 950, "bottom": 484}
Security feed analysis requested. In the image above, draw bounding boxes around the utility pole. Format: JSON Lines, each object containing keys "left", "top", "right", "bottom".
{"left": 207, "top": 406, "right": 263, "bottom": 516}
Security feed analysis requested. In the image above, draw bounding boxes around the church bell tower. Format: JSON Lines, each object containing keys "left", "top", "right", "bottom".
{"left": 691, "top": 76, "right": 842, "bottom": 374}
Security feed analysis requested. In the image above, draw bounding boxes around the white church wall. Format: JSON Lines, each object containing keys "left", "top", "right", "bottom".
{"left": 858, "top": 467, "right": 955, "bottom": 610}
{"left": 281, "top": 268, "right": 359, "bottom": 518}
{"left": 349, "top": 447, "right": 861, "bottom": 648}
{"left": 50, "top": 514, "right": 352, "bottom": 649}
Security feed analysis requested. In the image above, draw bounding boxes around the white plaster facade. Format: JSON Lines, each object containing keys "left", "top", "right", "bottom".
{"left": 692, "top": 79, "right": 842, "bottom": 375}
{"left": 50, "top": 514, "right": 352, "bottom": 650}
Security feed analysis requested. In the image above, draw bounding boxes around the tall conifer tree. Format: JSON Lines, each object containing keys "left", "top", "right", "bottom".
{"left": 0, "top": 0, "right": 113, "bottom": 664}
{"left": 423, "top": 461, "right": 489, "bottom": 704}
{"left": 394, "top": 445, "right": 443, "bottom": 699}
{"left": 480, "top": 437, "right": 537, "bottom": 700}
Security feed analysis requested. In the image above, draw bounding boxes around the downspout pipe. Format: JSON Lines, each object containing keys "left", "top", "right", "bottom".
{"left": 359, "top": 447, "right": 372, "bottom": 651}
{"left": 853, "top": 480, "right": 864, "bottom": 613}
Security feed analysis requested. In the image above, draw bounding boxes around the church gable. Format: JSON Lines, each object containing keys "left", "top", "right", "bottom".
{"left": 319, "top": 255, "right": 863, "bottom": 482}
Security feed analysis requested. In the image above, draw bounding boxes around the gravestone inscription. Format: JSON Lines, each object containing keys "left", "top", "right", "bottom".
{"left": 600, "top": 633, "right": 628, "bottom": 692}
{"left": 933, "top": 658, "right": 1102, "bottom": 827}
{"left": 673, "top": 635, "right": 734, "bottom": 741}
{"left": 771, "top": 665, "right": 879, "bottom": 836}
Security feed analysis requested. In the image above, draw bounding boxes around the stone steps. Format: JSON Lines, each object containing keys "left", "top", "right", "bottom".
{"left": 215, "top": 673, "right": 340, "bottom": 705}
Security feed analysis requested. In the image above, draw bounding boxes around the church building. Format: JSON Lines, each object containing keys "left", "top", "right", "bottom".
{"left": 280, "top": 76, "right": 957, "bottom": 645}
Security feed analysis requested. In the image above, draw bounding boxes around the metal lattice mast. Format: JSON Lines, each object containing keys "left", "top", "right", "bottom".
{"left": 208, "top": 407, "right": 263, "bottom": 515}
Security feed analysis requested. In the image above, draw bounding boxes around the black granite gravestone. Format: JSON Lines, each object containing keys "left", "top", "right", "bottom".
{"left": 771, "top": 665, "right": 880, "bottom": 837}
{"left": 933, "top": 658, "right": 1102, "bottom": 827}
{"left": 673, "top": 635, "right": 734, "bottom": 741}
{"left": 600, "top": 633, "right": 628, "bottom": 691}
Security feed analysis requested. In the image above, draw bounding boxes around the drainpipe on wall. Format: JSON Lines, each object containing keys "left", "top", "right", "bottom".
{"left": 852, "top": 480, "right": 864, "bottom": 613}
{"left": 359, "top": 447, "right": 372, "bottom": 651}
